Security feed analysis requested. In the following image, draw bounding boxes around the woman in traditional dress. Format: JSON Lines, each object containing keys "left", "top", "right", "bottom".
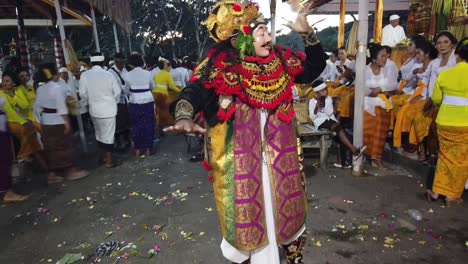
{"left": 152, "top": 58, "right": 181, "bottom": 130}
{"left": 0, "top": 95, "right": 29, "bottom": 203}
{"left": 0, "top": 72, "right": 47, "bottom": 171}
{"left": 390, "top": 35, "right": 425, "bottom": 135}
{"left": 425, "top": 38, "right": 468, "bottom": 207}
{"left": 363, "top": 44, "right": 398, "bottom": 169}
{"left": 393, "top": 39, "right": 437, "bottom": 159}
{"left": 16, "top": 68, "right": 39, "bottom": 129}
{"left": 125, "top": 53, "right": 155, "bottom": 156}
{"left": 34, "top": 64, "right": 89, "bottom": 183}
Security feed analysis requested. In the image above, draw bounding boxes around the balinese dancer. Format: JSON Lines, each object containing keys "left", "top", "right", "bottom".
{"left": 165, "top": 1, "right": 327, "bottom": 263}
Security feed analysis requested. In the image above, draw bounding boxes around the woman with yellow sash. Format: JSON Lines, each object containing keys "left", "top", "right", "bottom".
{"left": 0, "top": 72, "right": 47, "bottom": 170}
{"left": 153, "top": 58, "right": 181, "bottom": 130}
{"left": 425, "top": 38, "right": 468, "bottom": 207}
{"left": 363, "top": 44, "right": 398, "bottom": 169}
{"left": 390, "top": 36, "right": 426, "bottom": 130}
{"left": 393, "top": 39, "right": 437, "bottom": 159}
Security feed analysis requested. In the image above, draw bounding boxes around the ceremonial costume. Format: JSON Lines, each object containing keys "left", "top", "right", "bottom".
{"left": 171, "top": 1, "right": 326, "bottom": 263}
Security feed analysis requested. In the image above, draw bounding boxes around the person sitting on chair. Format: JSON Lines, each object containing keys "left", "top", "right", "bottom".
{"left": 309, "top": 81, "right": 367, "bottom": 160}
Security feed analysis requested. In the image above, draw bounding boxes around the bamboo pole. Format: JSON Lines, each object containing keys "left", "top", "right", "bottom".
{"left": 90, "top": 4, "right": 100, "bottom": 52}
{"left": 352, "top": 0, "right": 369, "bottom": 176}
{"left": 113, "top": 23, "right": 120, "bottom": 53}
{"left": 270, "top": 0, "right": 277, "bottom": 44}
{"left": 338, "top": 0, "right": 346, "bottom": 48}
{"left": 54, "top": 0, "right": 88, "bottom": 154}
{"left": 373, "top": 0, "right": 383, "bottom": 43}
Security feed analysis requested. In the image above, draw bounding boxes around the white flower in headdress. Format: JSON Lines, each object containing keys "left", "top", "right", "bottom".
{"left": 219, "top": 95, "right": 233, "bottom": 109}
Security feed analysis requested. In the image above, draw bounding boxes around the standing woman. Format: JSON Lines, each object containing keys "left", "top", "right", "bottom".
{"left": 363, "top": 44, "right": 398, "bottom": 169}
{"left": 0, "top": 95, "right": 29, "bottom": 203}
{"left": 0, "top": 72, "right": 47, "bottom": 171}
{"left": 125, "top": 54, "right": 155, "bottom": 156}
{"left": 426, "top": 38, "right": 468, "bottom": 206}
{"left": 152, "top": 58, "right": 181, "bottom": 130}
{"left": 34, "top": 64, "right": 89, "bottom": 183}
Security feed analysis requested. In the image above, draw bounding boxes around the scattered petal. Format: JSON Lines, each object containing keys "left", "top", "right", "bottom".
{"left": 314, "top": 241, "right": 322, "bottom": 247}
{"left": 428, "top": 208, "right": 434, "bottom": 213}
{"left": 122, "top": 214, "right": 131, "bottom": 218}
{"left": 199, "top": 232, "right": 206, "bottom": 236}
{"left": 205, "top": 207, "right": 214, "bottom": 212}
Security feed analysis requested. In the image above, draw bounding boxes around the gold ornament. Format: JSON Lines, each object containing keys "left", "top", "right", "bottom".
{"left": 203, "top": 0, "right": 265, "bottom": 43}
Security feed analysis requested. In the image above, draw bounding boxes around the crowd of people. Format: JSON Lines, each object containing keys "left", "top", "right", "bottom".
{"left": 295, "top": 31, "right": 468, "bottom": 207}
{"left": 0, "top": 52, "right": 198, "bottom": 203}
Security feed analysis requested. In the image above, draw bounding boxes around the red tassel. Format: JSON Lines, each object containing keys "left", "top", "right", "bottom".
{"left": 201, "top": 160, "right": 211, "bottom": 171}
{"left": 208, "top": 175, "right": 214, "bottom": 182}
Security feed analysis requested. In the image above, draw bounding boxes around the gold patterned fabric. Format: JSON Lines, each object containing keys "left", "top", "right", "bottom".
{"left": 432, "top": 125, "right": 468, "bottom": 199}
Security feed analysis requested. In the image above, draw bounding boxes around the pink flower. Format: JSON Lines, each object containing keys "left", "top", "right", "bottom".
{"left": 153, "top": 245, "right": 161, "bottom": 252}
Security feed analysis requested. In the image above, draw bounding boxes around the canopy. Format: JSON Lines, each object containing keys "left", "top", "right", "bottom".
{"left": 0, "top": 0, "right": 92, "bottom": 27}
{"left": 86, "top": 0, "right": 132, "bottom": 33}
{"left": 312, "top": 0, "right": 410, "bottom": 14}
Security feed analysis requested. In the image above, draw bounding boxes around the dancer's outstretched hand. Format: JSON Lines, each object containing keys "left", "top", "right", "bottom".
{"left": 285, "top": 3, "right": 314, "bottom": 35}
{"left": 164, "top": 119, "right": 207, "bottom": 135}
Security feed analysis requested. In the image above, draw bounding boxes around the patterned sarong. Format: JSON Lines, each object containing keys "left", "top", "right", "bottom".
{"left": 41, "top": 124, "right": 74, "bottom": 171}
{"left": 8, "top": 122, "right": 42, "bottom": 160}
{"left": 129, "top": 102, "right": 154, "bottom": 151}
{"left": 363, "top": 107, "right": 391, "bottom": 160}
{"left": 432, "top": 125, "right": 468, "bottom": 199}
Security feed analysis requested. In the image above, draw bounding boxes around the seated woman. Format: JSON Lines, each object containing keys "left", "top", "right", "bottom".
{"left": 363, "top": 44, "right": 398, "bottom": 169}
{"left": 390, "top": 35, "right": 426, "bottom": 131}
{"left": 393, "top": 39, "right": 437, "bottom": 159}
{"left": 0, "top": 95, "right": 29, "bottom": 203}
{"left": 0, "top": 72, "right": 47, "bottom": 171}
{"left": 327, "top": 47, "right": 353, "bottom": 97}
{"left": 34, "top": 64, "right": 89, "bottom": 183}
{"left": 308, "top": 81, "right": 366, "bottom": 162}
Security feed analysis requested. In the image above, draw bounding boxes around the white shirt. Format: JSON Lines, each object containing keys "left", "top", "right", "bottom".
{"left": 170, "top": 68, "right": 185, "bottom": 87}
{"left": 34, "top": 81, "right": 68, "bottom": 125}
{"left": 399, "top": 57, "right": 421, "bottom": 94}
{"left": 427, "top": 50, "right": 457, "bottom": 97}
{"left": 308, "top": 96, "right": 337, "bottom": 128}
{"left": 331, "top": 59, "right": 352, "bottom": 82}
{"left": 382, "top": 24, "right": 406, "bottom": 47}
{"left": 71, "top": 77, "right": 88, "bottom": 114}
{"left": 79, "top": 66, "right": 121, "bottom": 118}
{"left": 364, "top": 65, "right": 398, "bottom": 115}
{"left": 124, "top": 67, "right": 154, "bottom": 104}
{"left": 57, "top": 78, "right": 72, "bottom": 97}
{"left": 415, "top": 61, "right": 432, "bottom": 99}
{"left": 108, "top": 65, "right": 128, "bottom": 104}
{"left": 319, "top": 59, "right": 335, "bottom": 81}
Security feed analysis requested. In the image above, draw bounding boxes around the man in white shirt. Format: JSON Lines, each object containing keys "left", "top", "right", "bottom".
{"left": 79, "top": 52, "right": 121, "bottom": 168}
{"left": 58, "top": 67, "right": 72, "bottom": 97}
{"left": 382, "top": 14, "right": 406, "bottom": 47}
{"left": 108, "top": 53, "right": 131, "bottom": 150}
{"left": 309, "top": 81, "right": 367, "bottom": 160}
{"left": 169, "top": 59, "right": 186, "bottom": 88}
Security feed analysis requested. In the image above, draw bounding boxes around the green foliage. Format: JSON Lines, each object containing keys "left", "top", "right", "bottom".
{"left": 235, "top": 33, "right": 255, "bottom": 59}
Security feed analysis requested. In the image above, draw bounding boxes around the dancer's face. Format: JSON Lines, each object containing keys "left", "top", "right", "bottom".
{"left": 253, "top": 24, "right": 273, "bottom": 58}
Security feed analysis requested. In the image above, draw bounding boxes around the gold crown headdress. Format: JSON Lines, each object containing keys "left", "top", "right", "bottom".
{"left": 203, "top": 1, "right": 265, "bottom": 43}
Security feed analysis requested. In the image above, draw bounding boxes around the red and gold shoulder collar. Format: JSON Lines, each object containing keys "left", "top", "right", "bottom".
{"left": 190, "top": 46, "right": 304, "bottom": 122}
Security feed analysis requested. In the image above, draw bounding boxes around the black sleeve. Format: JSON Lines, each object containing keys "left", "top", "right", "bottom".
{"left": 295, "top": 43, "right": 328, "bottom": 84}
{"left": 170, "top": 80, "right": 220, "bottom": 127}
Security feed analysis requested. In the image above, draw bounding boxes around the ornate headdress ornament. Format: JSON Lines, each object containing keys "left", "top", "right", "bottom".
{"left": 203, "top": 1, "right": 264, "bottom": 43}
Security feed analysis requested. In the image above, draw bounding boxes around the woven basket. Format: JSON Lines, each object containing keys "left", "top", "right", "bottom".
{"left": 293, "top": 100, "right": 312, "bottom": 124}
